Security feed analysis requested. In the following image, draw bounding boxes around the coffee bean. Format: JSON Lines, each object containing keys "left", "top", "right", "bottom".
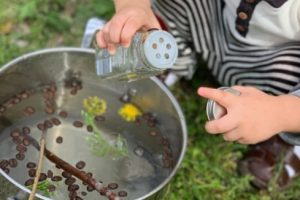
{"left": 75, "top": 196, "right": 83, "bottom": 200}
{"left": 99, "top": 187, "right": 107, "bottom": 195}
{"left": 28, "top": 169, "right": 36, "bottom": 177}
{"left": 148, "top": 130, "right": 157, "bottom": 136}
{"left": 47, "top": 170, "right": 53, "bottom": 178}
{"left": 22, "top": 138, "right": 30, "bottom": 146}
{"left": 68, "top": 184, "right": 79, "bottom": 191}
{"left": 52, "top": 176, "right": 62, "bottom": 182}
{"left": 55, "top": 164, "right": 61, "bottom": 169}
{"left": 94, "top": 116, "right": 105, "bottom": 122}
{"left": 16, "top": 144, "right": 27, "bottom": 153}
{"left": 22, "top": 127, "right": 31, "bottom": 135}
{"left": 44, "top": 120, "right": 53, "bottom": 128}
{"left": 0, "top": 106, "right": 6, "bottom": 113}
{"left": 16, "top": 153, "right": 25, "bottom": 161}
{"left": 86, "top": 185, "right": 94, "bottom": 192}
{"left": 24, "top": 107, "right": 35, "bottom": 116}
{"left": 13, "top": 97, "right": 21, "bottom": 104}
{"left": 118, "top": 191, "right": 128, "bottom": 197}
{"left": 69, "top": 191, "right": 77, "bottom": 199}
{"left": 48, "top": 184, "right": 56, "bottom": 192}
{"left": 37, "top": 123, "right": 46, "bottom": 131}
{"left": 65, "top": 177, "right": 76, "bottom": 185}
{"left": 3, "top": 168, "right": 9, "bottom": 174}
{"left": 59, "top": 111, "right": 68, "bottom": 118}
{"left": 70, "top": 88, "right": 77, "bottom": 95}
{"left": 20, "top": 91, "right": 30, "bottom": 99}
{"left": 45, "top": 106, "right": 55, "bottom": 115}
{"left": 10, "top": 129, "right": 20, "bottom": 138}
{"left": 108, "top": 192, "right": 116, "bottom": 200}
{"left": 56, "top": 136, "right": 63, "bottom": 144}
{"left": 51, "top": 117, "right": 61, "bottom": 126}
{"left": 86, "top": 125, "right": 93, "bottom": 132}
{"left": 108, "top": 183, "right": 119, "bottom": 190}
{"left": 81, "top": 191, "right": 87, "bottom": 196}
{"left": 86, "top": 172, "right": 93, "bottom": 177}
{"left": 8, "top": 159, "right": 17, "bottom": 168}
{"left": 62, "top": 171, "right": 72, "bottom": 178}
{"left": 119, "top": 94, "right": 131, "bottom": 103}
{"left": 0, "top": 160, "right": 9, "bottom": 169}
{"left": 25, "top": 179, "right": 34, "bottom": 186}
{"left": 39, "top": 173, "right": 47, "bottom": 182}
{"left": 73, "top": 121, "right": 83, "bottom": 128}
{"left": 75, "top": 161, "right": 85, "bottom": 170}
{"left": 26, "top": 162, "right": 36, "bottom": 169}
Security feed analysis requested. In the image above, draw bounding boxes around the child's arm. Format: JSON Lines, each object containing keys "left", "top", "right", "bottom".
{"left": 198, "top": 86, "right": 300, "bottom": 144}
{"left": 96, "top": 0, "right": 160, "bottom": 54}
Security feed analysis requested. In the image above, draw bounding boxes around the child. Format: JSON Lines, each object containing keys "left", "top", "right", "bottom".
{"left": 95, "top": 0, "right": 300, "bottom": 190}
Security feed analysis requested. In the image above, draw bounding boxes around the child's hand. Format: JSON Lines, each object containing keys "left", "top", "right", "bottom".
{"left": 96, "top": 0, "right": 161, "bottom": 54}
{"left": 198, "top": 86, "right": 286, "bottom": 144}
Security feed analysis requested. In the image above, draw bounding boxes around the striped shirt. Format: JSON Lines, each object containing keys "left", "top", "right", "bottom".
{"left": 152, "top": 0, "right": 300, "bottom": 95}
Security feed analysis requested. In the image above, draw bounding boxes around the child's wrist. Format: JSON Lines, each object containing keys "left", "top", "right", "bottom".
{"left": 114, "top": 0, "right": 151, "bottom": 12}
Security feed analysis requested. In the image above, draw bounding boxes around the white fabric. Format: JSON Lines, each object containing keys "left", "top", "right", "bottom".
{"left": 225, "top": 0, "right": 300, "bottom": 46}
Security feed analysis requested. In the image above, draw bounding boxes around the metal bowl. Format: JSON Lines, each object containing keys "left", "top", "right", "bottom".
{"left": 0, "top": 48, "right": 187, "bottom": 200}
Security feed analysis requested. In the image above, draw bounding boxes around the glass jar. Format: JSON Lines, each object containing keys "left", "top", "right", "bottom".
{"left": 93, "top": 30, "right": 178, "bottom": 82}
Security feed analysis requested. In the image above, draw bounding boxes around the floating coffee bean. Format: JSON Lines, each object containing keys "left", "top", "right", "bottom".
{"left": 108, "top": 183, "right": 119, "bottom": 190}
{"left": 26, "top": 162, "right": 36, "bottom": 169}
{"left": 20, "top": 91, "right": 30, "bottom": 99}
{"left": 86, "top": 125, "right": 93, "bottom": 133}
{"left": 55, "top": 164, "right": 61, "bottom": 169}
{"left": 62, "top": 171, "right": 72, "bottom": 178}
{"left": 70, "top": 88, "right": 77, "bottom": 95}
{"left": 75, "top": 196, "right": 83, "bottom": 200}
{"left": 23, "top": 106, "right": 35, "bottom": 116}
{"left": 22, "top": 138, "right": 30, "bottom": 146}
{"left": 47, "top": 170, "right": 53, "bottom": 178}
{"left": 86, "top": 172, "right": 93, "bottom": 178}
{"left": 13, "top": 97, "right": 21, "bottom": 104}
{"left": 37, "top": 123, "right": 46, "bottom": 131}
{"left": 65, "top": 177, "right": 76, "bottom": 185}
{"left": 148, "top": 130, "right": 157, "bottom": 136}
{"left": 51, "top": 117, "right": 61, "bottom": 126}
{"left": 68, "top": 184, "right": 79, "bottom": 191}
{"left": 39, "top": 173, "right": 47, "bottom": 182}
{"left": 99, "top": 187, "right": 107, "bottom": 195}
{"left": 3, "top": 168, "right": 9, "bottom": 174}
{"left": 10, "top": 129, "right": 20, "bottom": 138}
{"left": 87, "top": 185, "right": 95, "bottom": 192}
{"left": 16, "top": 153, "right": 25, "bottom": 161}
{"left": 81, "top": 191, "right": 87, "bottom": 196}
{"left": 45, "top": 107, "right": 55, "bottom": 115}
{"left": 25, "top": 179, "right": 34, "bottom": 186}
{"left": 28, "top": 169, "right": 36, "bottom": 177}
{"left": 118, "top": 191, "right": 128, "bottom": 197}
{"left": 52, "top": 176, "right": 62, "bottom": 182}
{"left": 0, "top": 106, "right": 6, "bottom": 113}
{"left": 56, "top": 136, "right": 63, "bottom": 144}
{"left": 59, "top": 111, "right": 68, "bottom": 118}
{"left": 22, "top": 127, "right": 31, "bottom": 135}
{"left": 73, "top": 121, "right": 83, "bottom": 128}
{"left": 94, "top": 116, "right": 105, "bottom": 122}
{"left": 108, "top": 192, "right": 116, "bottom": 200}
{"left": 69, "top": 191, "right": 77, "bottom": 199}
{"left": 48, "top": 184, "right": 56, "bottom": 192}
{"left": 9, "top": 159, "right": 17, "bottom": 168}
{"left": 44, "top": 120, "right": 53, "bottom": 128}
{"left": 75, "top": 161, "right": 85, "bottom": 170}
{"left": 16, "top": 144, "right": 27, "bottom": 153}
{"left": 119, "top": 93, "right": 131, "bottom": 103}
{"left": 0, "top": 160, "right": 9, "bottom": 169}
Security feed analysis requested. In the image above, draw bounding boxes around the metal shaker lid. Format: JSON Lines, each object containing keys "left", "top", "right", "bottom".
{"left": 206, "top": 87, "right": 241, "bottom": 121}
{"left": 143, "top": 30, "right": 178, "bottom": 69}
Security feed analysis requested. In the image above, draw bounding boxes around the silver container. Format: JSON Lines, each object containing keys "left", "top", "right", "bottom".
{"left": 0, "top": 48, "right": 187, "bottom": 200}
{"left": 206, "top": 87, "right": 240, "bottom": 121}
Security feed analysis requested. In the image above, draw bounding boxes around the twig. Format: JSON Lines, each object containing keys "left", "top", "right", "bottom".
{"left": 28, "top": 130, "right": 46, "bottom": 200}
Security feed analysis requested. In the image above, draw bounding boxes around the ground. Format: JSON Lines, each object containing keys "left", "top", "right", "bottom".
{"left": 1, "top": 0, "right": 300, "bottom": 199}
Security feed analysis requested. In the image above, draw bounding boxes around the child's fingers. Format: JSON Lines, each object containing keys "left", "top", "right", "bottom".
{"left": 198, "top": 87, "right": 235, "bottom": 108}
{"left": 108, "top": 15, "right": 128, "bottom": 44}
{"left": 205, "top": 115, "right": 237, "bottom": 134}
{"left": 223, "top": 130, "right": 241, "bottom": 142}
{"left": 120, "top": 17, "right": 142, "bottom": 47}
{"left": 96, "top": 31, "right": 107, "bottom": 48}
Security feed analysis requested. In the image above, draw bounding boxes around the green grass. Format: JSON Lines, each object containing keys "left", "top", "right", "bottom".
{"left": 1, "top": 0, "right": 300, "bottom": 199}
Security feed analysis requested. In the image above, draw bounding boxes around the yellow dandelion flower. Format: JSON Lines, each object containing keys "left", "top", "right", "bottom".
{"left": 83, "top": 96, "right": 107, "bottom": 116}
{"left": 118, "top": 103, "right": 142, "bottom": 122}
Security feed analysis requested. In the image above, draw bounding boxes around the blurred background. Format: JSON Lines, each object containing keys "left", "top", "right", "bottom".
{"left": 1, "top": 0, "right": 300, "bottom": 199}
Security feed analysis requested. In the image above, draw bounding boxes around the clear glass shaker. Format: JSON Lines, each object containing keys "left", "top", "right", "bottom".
{"left": 93, "top": 30, "right": 178, "bottom": 82}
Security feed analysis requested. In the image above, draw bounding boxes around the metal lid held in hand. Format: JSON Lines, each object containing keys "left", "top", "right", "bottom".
{"left": 143, "top": 30, "right": 178, "bottom": 69}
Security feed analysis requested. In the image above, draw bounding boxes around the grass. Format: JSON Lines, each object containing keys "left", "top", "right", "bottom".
{"left": 1, "top": 0, "right": 300, "bottom": 199}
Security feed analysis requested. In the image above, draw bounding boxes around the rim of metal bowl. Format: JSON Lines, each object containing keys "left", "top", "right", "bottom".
{"left": 0, "top": 47, "right": 188, "bottom": 200}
